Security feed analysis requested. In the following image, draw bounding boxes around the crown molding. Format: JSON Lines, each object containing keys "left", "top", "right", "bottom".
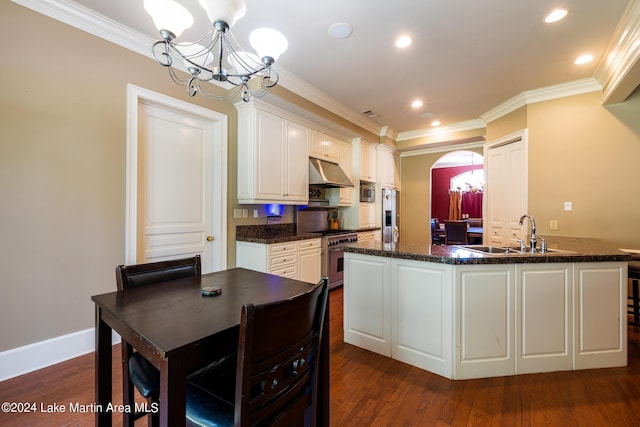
{"left": 594, "top": 0, "right": 640, "bottom": 104}
{"left": 276, "top": 68, "right": 383, "bottom": 136}
{"left": 480, "top": 78, "right": 602, "bottom": 124}
{"left": 399, "top": 139, "right": 485, "bottom": 158}
{"left": 12, "top": 0, "right": 383, "bottom": 136}
{"left": 396, "top": 119, "right": 486, "bottom": 142}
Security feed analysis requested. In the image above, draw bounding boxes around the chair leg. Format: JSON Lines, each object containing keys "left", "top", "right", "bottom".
{"left": 148, "top": 404, "right": 160, "bottom": 427}
{"left": 122, "top": 342, "right": 136, "bottom": 427}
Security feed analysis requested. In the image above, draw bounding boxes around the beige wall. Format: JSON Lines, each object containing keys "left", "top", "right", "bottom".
{"left": 525, "top": 90, "right": 640, "bottom": 247}
{"left": 0, "top": 2, "right": 371, "bottom": 353}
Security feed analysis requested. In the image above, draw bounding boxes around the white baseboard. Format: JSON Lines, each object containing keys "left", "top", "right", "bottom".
{"left": 0, "top": 328, "right": 121, "bottom": 381}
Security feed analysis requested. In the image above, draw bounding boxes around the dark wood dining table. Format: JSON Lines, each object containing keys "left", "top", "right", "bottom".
{"left": 92, "top": 267, "right": 329, "bottom": 427}
{"left": 433, "top": 226, "right": 483, "bottom": 244}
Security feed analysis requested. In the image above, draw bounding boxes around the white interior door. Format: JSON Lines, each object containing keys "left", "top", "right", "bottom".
{"left": 126, "top": 85, "right": 227, "bottom": 273}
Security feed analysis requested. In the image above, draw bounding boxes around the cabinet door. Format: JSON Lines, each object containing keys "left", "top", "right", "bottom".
{"left": 284, "top": 121, "right": 309, "bottom": 201}
{"left": 344, "top": 253, "right": 391, "bottom": 356}
{"left": 298, "top": 248, "right": 321, "bottom": 283}
{"left": 391, "top": 259, "right": 453, "bottom": 378}
{"left": 360, "top": 141, "right": 377, "bottom": 182}
{"left": 339, "top": 141, "right": 354, "bottom": 204}
{"left": 574, "top": 262, "right": 627, "bottom": 370}
{"left": 486, "top": 137, "right": 526, "bottom": 246}
{"left": 309, "top": 130, "right": 339, "bottom": 162}
{"left": 456, "top": 265, "right": 515, "bottom": 379}
{"left": 516, "top": 264, "right": 572, "bottom": 374}
{"left": 255, "top": 110, "right": 285, "bottom": 200}
{"left": 359, "top": 203, "right": 376, "bottom": 228}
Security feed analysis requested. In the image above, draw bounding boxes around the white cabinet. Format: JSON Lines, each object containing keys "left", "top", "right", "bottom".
{"left": 338, "top": 141, "right": 354, "bottom": 205}
{"left": 516, "top": 263, "right": 573, "bottom": 374}
{"left": 358, "top": 203, "right": 377, "bottom": 229}
{"left": 344, "top": 253, "right": 391, "bottom": 355}
{"left": 237, "top": 102, "right": 309, "bottom": 204}
{"left": 456, "top": 264, "right": 515, "bottom": 379}
{"left": 573, "top": 262, "right": 627, "bottom": 370}
{"left": 357, "top": 229, "right": 381, "bottom": 242}
{"left": 309, "top": 130, "right": 340, "bottom": 163}
{"left": 485, "top": 132, "right": 527, "bottom": 246}
{"left": 378, "top": 145, "right": 400, "bottom": 190}
{"left": 297, "top": 239, "right": 322, "bottom": 283}
{"left": 236, "top": 239, "right": 321, "bottom": 282}
{"left": 359, "top": 140, "right": 377, "bottom": 183}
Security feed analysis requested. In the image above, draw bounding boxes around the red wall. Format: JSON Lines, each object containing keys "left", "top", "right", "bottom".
{"left": 431, "top": 165, "right": 483, "bottom": 222}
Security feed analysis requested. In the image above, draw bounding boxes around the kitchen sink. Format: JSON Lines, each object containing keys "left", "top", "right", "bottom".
{"left": 456, "top": 245, "right": 578, "bottom": 255}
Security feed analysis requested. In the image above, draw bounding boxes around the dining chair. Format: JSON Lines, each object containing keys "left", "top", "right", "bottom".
{"left": 430, "top": 218, "right": 445, "bottom": 245}
{"left": 444, "top": 220, "right": 469, "bottom": 245}
{"left": 185, "top": 277, "right": 329, "bottom": 427}
{"left": 115, "top": 255, "right": 202, "bottom": 427}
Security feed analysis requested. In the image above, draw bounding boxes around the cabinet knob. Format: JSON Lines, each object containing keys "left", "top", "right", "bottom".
{"left": 206, "top": 235, "right": 214, "bottom": 242}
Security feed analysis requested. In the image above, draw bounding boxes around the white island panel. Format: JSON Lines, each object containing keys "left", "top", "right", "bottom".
{"left": 392, "top": 260, "right": 453, "bottom": 378}
{"left": 456, "top": 265, "right": 515, "bottom": 379}
{"left": 344, "top": 254, "right": 391, "bottom": 356}
{"left": 574, "top": 262, "right": 627, "bottom": 370}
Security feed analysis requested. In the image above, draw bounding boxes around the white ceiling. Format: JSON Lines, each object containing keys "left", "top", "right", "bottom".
{"left": 26, "top": 0, "right": 634, "bottom": 135}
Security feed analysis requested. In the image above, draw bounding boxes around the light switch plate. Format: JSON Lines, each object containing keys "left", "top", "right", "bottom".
{"left": 550, "top": 220, "right": 558, "bottom": 230}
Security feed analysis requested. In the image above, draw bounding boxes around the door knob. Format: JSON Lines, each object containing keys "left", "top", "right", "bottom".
{"left": 206, "top": 235, "right": 214, "bottom": 242}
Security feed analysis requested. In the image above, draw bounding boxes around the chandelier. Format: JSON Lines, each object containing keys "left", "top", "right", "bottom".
{"left": 144, "top": 0, "right": 288, "bottom": 102}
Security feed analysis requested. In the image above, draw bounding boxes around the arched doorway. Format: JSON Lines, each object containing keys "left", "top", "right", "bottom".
{"left": 430, "top": 150, "right": 484, "bottom": 226}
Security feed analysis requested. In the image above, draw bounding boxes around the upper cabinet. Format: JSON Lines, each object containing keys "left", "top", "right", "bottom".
{"left": 359, "top": 139, "right": 378, "bottom": 183}
{"left": 309, "top": 130, "right": 340, "bottom": 163}
{"left": 378, "top": 144, "right": 400, "bottom": 190}
{"left": 237, "top": 102, "right": 309, "bottom": 204}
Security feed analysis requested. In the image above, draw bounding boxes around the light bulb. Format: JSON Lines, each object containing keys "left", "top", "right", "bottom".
{"left": 249, "top": 28, "right": 288, "bottom": 62}
{"left": 198, "top": 0, "right": 247, "bottom": 27}
{"left": 144, "top": 0, "right": 193, "bottom": 37}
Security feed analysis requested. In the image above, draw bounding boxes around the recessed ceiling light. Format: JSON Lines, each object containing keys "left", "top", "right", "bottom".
{"left": 395, "top": 35, "right": 412, "bottom": 48}
{"left": 431, "top": 120, "right": 441, "bottom": 127}
{"left": 574, "top": 54, "right": 594, "bottom": 65}
{"left": 328, "top": 22, "right": 353, "bottom": 39}
{"left": 544, "top": 8, "right": 569, "bottom": 23}
{"left": 411, "top": 100, "right": 423, "bottom": 108}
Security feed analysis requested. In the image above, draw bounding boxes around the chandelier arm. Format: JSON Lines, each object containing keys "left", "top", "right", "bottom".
{"left": 152, "top": 40, "right": 173, "bottom": 67}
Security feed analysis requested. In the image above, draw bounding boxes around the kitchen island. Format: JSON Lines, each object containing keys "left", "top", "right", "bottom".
{"left": 343, "top": 237, "right": 631, "bottom": 379}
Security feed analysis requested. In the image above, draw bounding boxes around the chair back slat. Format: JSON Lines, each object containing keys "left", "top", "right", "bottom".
{"left": 115, "top": 255, "right": 201, "bottom": 290}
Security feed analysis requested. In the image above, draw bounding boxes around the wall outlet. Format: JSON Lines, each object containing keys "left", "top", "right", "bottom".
{"left": 253, "top": 209, "right": 259, "bottom": 218}
{"left": 242, "top": 209, "right": 248, "bottom": 218}
{"left": 550, "top": 220, "right": 558, "bottom": 230}
{"left": 564, "top": 201, "right": 572, "bottom": 211}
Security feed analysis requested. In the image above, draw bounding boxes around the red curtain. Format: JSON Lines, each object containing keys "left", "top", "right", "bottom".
{"left": 461, "top": 192, "right": 483, "bottom": 218}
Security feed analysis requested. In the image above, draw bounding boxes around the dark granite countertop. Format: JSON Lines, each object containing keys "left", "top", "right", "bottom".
{"left": 236, "top": 224, "right": 321, "bottom": 244}
{"left": 343, "top": 236, "right": 632, "bottom": 265}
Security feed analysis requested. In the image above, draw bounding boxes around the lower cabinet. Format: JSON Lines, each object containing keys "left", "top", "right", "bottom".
{"left": 344, "top": 252, "right": 627, "bottom": 379}
{"left": 236, "top": 239, "right": 321, "bottom": 282}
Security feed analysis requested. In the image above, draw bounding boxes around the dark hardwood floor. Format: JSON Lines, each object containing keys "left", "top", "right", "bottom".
{"left": 2, "top": 287, "right": 640, "bottom": 426}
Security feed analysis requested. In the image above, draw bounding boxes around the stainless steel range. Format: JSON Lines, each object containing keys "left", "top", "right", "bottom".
{"left": 319, "top": 230, "right": 358, "bottom": 289}
{"left": 296, "top": 209, "right": 358, "bottom": 289}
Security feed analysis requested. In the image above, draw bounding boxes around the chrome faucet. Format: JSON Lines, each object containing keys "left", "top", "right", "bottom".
{"left": 519, "top": 214, "right": 536, "bottom": 251}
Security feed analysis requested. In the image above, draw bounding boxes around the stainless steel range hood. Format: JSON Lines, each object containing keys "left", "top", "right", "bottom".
{"left": 309, "top": 158, "right": 354, "bottom": 188}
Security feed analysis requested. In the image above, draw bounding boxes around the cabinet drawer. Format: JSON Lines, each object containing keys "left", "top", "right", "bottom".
{"left": 269, "top": 254, "right": 297, "bottom": 268}
{"left": 268, "top": 242, "right": 296, "bottom": 255}
{"left": 298, "top": 239, "right": 321, "bottom": 250}
{"left": 270, "top": 264, "right": 297, "bottom": 278}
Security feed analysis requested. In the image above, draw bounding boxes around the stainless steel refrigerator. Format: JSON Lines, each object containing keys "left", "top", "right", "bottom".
{"left": 382, "top": 188, "right": 400, "bottom": 243}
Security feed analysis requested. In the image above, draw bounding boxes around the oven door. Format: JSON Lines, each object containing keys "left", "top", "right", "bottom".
{"left": 328, "top": 246, "right": 345, "bottom": 288}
